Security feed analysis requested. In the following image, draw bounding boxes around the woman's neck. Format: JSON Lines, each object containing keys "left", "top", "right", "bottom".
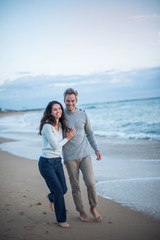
{"left": 54, "top": 120, "right": 59, "bottom": 131}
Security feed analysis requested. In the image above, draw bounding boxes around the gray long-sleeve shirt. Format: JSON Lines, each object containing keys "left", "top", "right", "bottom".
{"left": 63, "top": 108, "right": 99, "bottom": 161}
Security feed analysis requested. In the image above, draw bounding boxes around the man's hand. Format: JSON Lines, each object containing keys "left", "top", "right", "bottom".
{"left": 95, "top": 151, "right": 102, "bottom": 161}
{"left": 66, "top": 128, "right": 76, "bottom": 140}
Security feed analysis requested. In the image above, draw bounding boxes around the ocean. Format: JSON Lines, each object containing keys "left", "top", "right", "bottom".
{"left": 0, "top": 97, "right": 160, "bottom": 220}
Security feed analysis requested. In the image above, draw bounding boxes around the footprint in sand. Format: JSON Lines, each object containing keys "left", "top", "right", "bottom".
{"left": 4, "top": 228, "right": 11, "bottom": 232}
{"left": 35, "top": 202, "right": 42, "bottom": 206}
{"left": 7, "top": 219, "right": 14, "bottom": 223}
{"left": 29, "top": 202, "right": 42, "bottom": 207}
{"left": 108, "top": 218, "right": 112, "bottom": 224}
{"left": 6, "top": 203, "right": 11, "bottom": 206}
{"left": 19, "top": 212, "right": 25, "bottom": 216}
{"left": 24, "top": 226, "right": 34, "bottom": 231}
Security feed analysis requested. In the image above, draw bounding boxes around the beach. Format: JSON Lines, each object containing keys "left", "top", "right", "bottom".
{"left": 0, "top": 138, "right": 160, "bottom": 240}
{"left": 0, "top": 113, "right": 160, "bottom": 240}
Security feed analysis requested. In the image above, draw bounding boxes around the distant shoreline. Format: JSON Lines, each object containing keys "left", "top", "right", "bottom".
{"left": 0, "top": 108, "right": 44, "bottom": 113}
{"left": 0, "top": 109, "right": 44, "bottom": 119}
{"left": 0, "top": 110, "right": 26, "bottom": 118}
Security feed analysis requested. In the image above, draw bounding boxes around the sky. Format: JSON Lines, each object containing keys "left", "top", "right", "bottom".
{"left": 0, "top": 0, "right": 160, "bottom": 83}
{"left": 0, "top": 0, "right": 160, "bottom": 110}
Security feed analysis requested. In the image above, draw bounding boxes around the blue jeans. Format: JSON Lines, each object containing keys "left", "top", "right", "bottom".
{"left": 38, "top": 156, "right": 67, "bottom": 222}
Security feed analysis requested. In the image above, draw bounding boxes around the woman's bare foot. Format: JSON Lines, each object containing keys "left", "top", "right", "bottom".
{"left": 90, "top": 207, "right": 102, "bottom": 222}
{"left": 58, "top": 222, "right": 71, "bottom": 228}
{"left": 80, "top": 211, "right": 92, "bottom": 223}
{"left": 46, "top": 195, "right": 54, "bottom": 211}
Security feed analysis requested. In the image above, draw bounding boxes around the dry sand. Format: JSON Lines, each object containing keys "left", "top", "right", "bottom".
{"left": 0, "top": 138, "right": 160, "bottom": 240}
{"left": 0, "top": 111, "right": 160, "bottom": 240}
{"left": 0, "top": 111, "right": 26, "bottom": 118}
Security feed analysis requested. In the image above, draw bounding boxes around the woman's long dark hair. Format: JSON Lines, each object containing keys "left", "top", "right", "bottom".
{"left": 39, "top": 101, "right": 68, "bottom": 135}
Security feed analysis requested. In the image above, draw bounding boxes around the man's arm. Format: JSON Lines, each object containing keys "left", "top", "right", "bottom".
{"left": 84, "top": 112, "right": 102, "bottom": 160}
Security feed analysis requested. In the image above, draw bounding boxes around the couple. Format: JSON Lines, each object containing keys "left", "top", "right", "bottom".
{"left": 38, "top": 88, "right": 102, "bottom": 229}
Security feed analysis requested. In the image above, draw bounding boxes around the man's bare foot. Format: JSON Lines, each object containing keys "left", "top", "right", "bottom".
{"left": 80, "top": 211, "right": 92, "bottom": 223}
{"left": 90, "top": 207, "right": 102, "bottom": 222}
{"left": 58, "top": 222, "right": 71, "bottom": 228}
{"left": 46, "top": 195, "right": 54, "bottom": 211}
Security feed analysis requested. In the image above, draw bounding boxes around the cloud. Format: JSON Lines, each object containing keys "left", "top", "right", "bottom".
{"left": 130, "top": 15, "right": 160, "bottom": 22}
{"left": 0, "top": 67, "right": 159, "bottom": 110}
{"left": 15, "top": 72, "right": 32, "bottom": 75}
{"left": 49, "top": 80, "right": 101, "bottom": 87}
{"left": 110, "top": 78, "right": 131, "bottom": 84}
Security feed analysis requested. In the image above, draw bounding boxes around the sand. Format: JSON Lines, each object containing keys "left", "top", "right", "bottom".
{"left": 0, "top": 111, "right": 27, "bottom": 118}
{"left": 0, "top": 112, "right": 160, "bottom": 240}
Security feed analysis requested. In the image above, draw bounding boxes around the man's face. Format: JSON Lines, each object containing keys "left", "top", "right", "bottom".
{"left": 64, "top": 94, "right": 77, "bottom": 112}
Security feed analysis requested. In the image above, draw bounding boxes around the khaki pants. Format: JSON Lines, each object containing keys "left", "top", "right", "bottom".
{"left": 64, "top": 155, "right": 98, "bottom": 212}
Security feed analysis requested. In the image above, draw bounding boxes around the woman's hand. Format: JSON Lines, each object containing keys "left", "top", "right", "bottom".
{"left": 66, "top": 128, "right": 76, "bottom": 140}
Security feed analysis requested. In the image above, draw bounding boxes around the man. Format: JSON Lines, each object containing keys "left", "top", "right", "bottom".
{"left": 63, "top": 88, "right": 102, "bottom": 223}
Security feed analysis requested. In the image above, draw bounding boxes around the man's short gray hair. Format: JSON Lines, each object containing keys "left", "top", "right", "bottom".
{"left": 63, "top": 88, "right": 78, "bottom": 100}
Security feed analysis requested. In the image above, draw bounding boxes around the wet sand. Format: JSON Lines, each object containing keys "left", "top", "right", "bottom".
{"left": 0, "top": 138, "right": 160, "bottom": 240}
{"left": 0, "top": 111, "right": 160, "bottom": 240}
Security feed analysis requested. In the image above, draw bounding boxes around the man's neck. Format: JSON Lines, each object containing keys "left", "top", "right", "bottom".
{"left": 66, "top": 107, "right": 77, "bottom": 113}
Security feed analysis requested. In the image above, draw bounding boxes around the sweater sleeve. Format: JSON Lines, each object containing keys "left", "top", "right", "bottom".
{"left": 43, "top": 124, "right": 68, "bottom": 150}
{"left": 84, "top": 112, "right": 99, "bottom": 152}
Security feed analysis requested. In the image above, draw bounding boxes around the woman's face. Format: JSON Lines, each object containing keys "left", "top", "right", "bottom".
{"left": 51, "top": 103, "right": 62, "bottom": 120}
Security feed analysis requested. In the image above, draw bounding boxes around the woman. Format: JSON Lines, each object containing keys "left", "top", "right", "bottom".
{"left": 38, "top": 101, "right": 76, "bottom": 229}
